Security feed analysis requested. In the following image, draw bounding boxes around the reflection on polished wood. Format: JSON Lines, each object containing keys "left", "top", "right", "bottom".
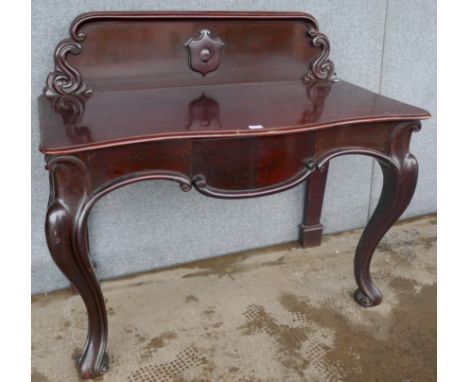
{"left": 39, "top": 80, "right": 427, "bottom": 154}
{"left": 38, "top": 11, "right": 430, "bottom": 379}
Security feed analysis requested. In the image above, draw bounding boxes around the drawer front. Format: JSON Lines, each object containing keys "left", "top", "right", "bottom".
{"left": 77, "top": 140, "right": 192, "bottom": 186}
{"left": 192, "top": 132, "right": 315, "bottom": 191}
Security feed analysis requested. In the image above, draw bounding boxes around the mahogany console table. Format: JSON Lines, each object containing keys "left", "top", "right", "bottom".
{"left": 38, "top": 11, "right": 430, "bottom": 379}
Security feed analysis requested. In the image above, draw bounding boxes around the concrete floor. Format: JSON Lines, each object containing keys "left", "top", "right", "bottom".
{"left": 32, "top": 215, "right": 436, "bottom": 382}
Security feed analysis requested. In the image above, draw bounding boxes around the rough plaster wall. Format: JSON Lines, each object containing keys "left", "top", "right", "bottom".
{"left": 31, "top": 0, "right": 436, "bottom": 294}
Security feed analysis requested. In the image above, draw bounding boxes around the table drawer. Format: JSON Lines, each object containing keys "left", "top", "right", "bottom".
{"left": 192, "top": 132, "right": 315, "bottom": 191}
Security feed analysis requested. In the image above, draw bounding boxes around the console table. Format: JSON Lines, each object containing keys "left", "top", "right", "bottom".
{"left": 38, "top": 11, "right": 430, "bottom": 379}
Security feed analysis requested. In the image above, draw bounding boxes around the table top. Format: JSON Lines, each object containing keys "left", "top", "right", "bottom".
{"left": 39, "top": 79, "right": 430, "bottom": 155}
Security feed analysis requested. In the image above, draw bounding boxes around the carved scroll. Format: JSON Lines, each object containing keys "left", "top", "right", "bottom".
{"left": 192, "top": 158, "right": 315, "bottom": 199}
{"left": 50, "top": 95, "right": 93, "bottom": 144}
{"left": 44, "top": 38, "right": 92, "bottom": 97}
{"left": 303, "top": 25, "right": 336, "bottom": 83}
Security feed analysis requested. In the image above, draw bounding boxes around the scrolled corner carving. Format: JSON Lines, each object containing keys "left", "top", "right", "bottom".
{"left": 45, "top": 155, "right": 92, "bottom": 188}
{"left": 50, "top": 93, "right": 87, "bottom": 123}
{"left": 384, "top": 121, "right": 422, "bottom": 158}
{"left": 303, "top": 25, "right": 336, "bottom": 84}
{"left": 191, "top": 162, "right": 315, "bottom": 200}
{"left": 179, "top": 182, "right": 193, "bottom": 192}
{"left": 49, "top": 94, "right": 93, "bottom": 144}
{"left": 44, "top": 38, "right": 92, "bottom": 97}
{"left": 192, "top": 174, "right": 208, "bottom": 191}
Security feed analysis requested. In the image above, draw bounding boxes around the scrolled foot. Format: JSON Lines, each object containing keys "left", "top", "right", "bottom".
{"left": 353, "top": 288, "right": 382, "bottom": 308}
{"left": 79, "top": 352, "right": 109, "bottom": 380}
{"left": 100, "top": 352, "right": 109, "bottom": 373}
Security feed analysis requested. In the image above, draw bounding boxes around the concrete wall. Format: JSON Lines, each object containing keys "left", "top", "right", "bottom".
{"left": 31, "top": 0, "right": 436, "bottom": 294}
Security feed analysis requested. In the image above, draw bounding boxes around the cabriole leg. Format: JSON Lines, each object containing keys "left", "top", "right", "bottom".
{"left": 354, "top": 124, "right": 419, "bottom": 307}
{"left": 45, "top": 157, "right": 108, "bottom": 379}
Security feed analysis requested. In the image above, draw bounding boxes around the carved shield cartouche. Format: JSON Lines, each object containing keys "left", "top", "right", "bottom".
{"left": 185, "top": 29, "right": 224, "bottom": 75}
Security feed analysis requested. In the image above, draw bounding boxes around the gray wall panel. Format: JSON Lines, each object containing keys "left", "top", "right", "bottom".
{"left": 87, "top": 181, "right": 304, "bottom": 281}
{"left": 369, "top": 0, "right": 437, "bottom": 218}
{"left": 32, "top": 0, "right": 435, "bottom": 294}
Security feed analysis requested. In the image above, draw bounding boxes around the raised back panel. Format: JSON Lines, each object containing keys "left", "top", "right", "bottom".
{"left": 45, "top": 11, "right": 335, "bottom": 96}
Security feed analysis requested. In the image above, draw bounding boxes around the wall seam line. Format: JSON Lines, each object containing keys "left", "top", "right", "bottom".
{"left": 367, "top": 0, "right": 390, "bottom": 221}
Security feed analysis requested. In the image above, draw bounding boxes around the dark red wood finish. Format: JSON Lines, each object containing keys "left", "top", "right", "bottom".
{"left": 39, "top": 80, "right": 428, "bottom": 154}
{"left": 300, "top": 163, "right": 329, "bottom": 247}
{"left": 39, "top": 11, "right": 430, "bottom": 379}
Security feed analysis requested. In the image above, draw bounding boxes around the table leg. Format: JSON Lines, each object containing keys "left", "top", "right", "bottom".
{"left": 299, "top": 162, "right": 329, "bottom": 247}
{"left": 353, "top": 123, "right": 419, "bottom": 307}
{"left": 45, "top": 157, "right": 108, "bottom": 379}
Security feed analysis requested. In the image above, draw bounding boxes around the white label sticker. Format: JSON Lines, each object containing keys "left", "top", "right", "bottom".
{"left": 248, "top": 125, "right": 264, "bottom": 129}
